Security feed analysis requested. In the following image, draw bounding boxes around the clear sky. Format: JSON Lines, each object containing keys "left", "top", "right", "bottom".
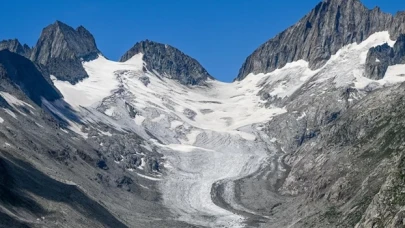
{"left": 1, "top": 0, "right": 404, "bottom": 81}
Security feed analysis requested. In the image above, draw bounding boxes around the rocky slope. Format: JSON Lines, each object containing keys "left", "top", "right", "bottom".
{"left": 236, "top": 0, "right": 405, "bottom": 81}
{"left": 0, "top": 50, "right": 61, "bottom": 105}
{"left": 0, "top": 49, "right": 188, "bottom": 228}
{"left": 120, "top": 40, "right": 214, "bottom": 85}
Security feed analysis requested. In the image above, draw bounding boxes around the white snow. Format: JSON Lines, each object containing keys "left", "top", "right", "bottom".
{"left": 165, "top": 144, "right": 215, "bottom": 153}
{"left": 52, "top": 53, "right": 287, "bottom": 136}
{"left": 35, "top": 122, "right": 44, "bottom": 128}
{"left": 0, "top": 117, "right": 3, "bottom": 123}
{"left": 136, "top": 173, "right": 161, "bottom": 181}
{"left": 138, "top": 157, "right": 146, "bottom": 170}
{"left": 135, "top": 115, "right": 146, "bottom": 126}
{"left": 51, "top": 53, "right": 144, "bottom": 108}
{"left": 104, "top": 107, "right": 115, "bottom": 116}
{"left": 99, "top": 130, "right": 112, "bottom": 136}
{"left": 316, "top": 31, "right": 401, "bottom": 90}
{"left": 384, "top": 64, "right": 405, "bottom": 83}
{"left": 170, "top": 120, "right": 183, "bottom": 129}
{"left": 4, "top": 109, "right": 17, "bottom": 119}
{"left": 180, "top": 130, "right": 201, "bottom": 145}
{"left": 60, "top": 128, "right": 69, "bottom": 134}
{"left": 297, "top": 112, "right": 306, "bottom": 120}
{"left": 246, "top": 60, "right": 320, "bottom": 99}
{"left": 0, "top": 92, "right": 35, "bottom": 109}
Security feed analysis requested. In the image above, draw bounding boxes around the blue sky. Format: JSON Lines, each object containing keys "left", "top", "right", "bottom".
{"left": 1, "top": 0, "right": 405, "bottom": 81}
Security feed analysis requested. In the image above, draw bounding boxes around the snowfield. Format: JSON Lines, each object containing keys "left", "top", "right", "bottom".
{"left": 49, "top": 31, "right": 405, "bottom": 227}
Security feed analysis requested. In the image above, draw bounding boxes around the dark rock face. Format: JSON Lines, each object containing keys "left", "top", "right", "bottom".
{"left": 30, "top": 21, "right": 100, "bottom": 84}
{"left": 120, "top": 40, "right": 213, "bottom": 85}
{"left": 365, "top": 34, "right": 405, "bottom": 79}
{"left": 0, "top": 50, "right": 61, "bottom": 105}
{"left": 365, "top": 44, "right": 394, "bottom": 80}
{"left": 0, "top": 39, "right": 31, "bottom": 58}
{"left": 236, "top": 0, "right": 405, "bottom": 81}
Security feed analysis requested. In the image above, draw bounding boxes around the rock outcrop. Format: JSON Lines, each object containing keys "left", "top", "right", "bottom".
{"left": 0, "top": 50, "right": 61, "bottom": 105}
{"left": 120, "top": 40, "right": 213, "bottom": 85}
{"left": 365, "top": 34, "right": 405, "bottom": 79}
{"left": 236, "top": 0, "right": 405, "bottom": 81}
{"left": 0, "top": 39, "right": 31, "bottom": 58}
{"left": 30, "top": 21, "right": 101, "bottom": 84}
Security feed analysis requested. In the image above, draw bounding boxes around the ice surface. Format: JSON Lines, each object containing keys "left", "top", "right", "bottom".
{"left": 50, "top": 51, "right": 287, "bottom": 227}
{"left": 51, "top": 53, "right": 144, "bottom": 108}
{"left": 50, "top": 31, "right": 405, "bottom": 228}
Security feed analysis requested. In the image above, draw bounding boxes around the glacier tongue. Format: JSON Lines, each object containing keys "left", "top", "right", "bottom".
{"left": 49, "top": 31, "right": 405, "bottom": 227}
{"left": 50, "top": 48, "right": 288, "bottom": 227}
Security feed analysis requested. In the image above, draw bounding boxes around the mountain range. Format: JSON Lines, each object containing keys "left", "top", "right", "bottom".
{"left": 1, "top": 0, "right": 405, "bottom": 227}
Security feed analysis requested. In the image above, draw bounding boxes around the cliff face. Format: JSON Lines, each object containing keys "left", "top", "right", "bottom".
{"left": 236, "top": 0, "right": 405, "bottom": 81}
{"left": 30, "top": 21, "right": 100, "bottom": 84}
{"left": 120, "top": 40, "right": 213, "bottom": 85}
{"left": 365, "top": 34, "right": 405, "bottom": 80}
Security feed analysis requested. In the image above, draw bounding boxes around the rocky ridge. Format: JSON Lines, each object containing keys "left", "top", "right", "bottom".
{"left": 0, "top": 39, "right": 31, "bottom": 58}
{"left": 120, "top": 40, "right": 214, "bottom": 85}
{"left": 236, "top": 0, "right": 405, "bottom": 81}
{"left": 0, "top": 50, "right": 61, "bottom": 105}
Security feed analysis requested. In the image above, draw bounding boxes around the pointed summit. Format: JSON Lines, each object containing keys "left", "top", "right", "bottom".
{"left": 235, "top": 0, "right": 405, "bottom": 81}
{"left": 30, "top": 21, "right": 101, "bottom": 84}
{"left": 120, "top": 40, "right": 214, "bottom": 85}
{"left": 0, "top": 39, "right": 31, "bottom": 58}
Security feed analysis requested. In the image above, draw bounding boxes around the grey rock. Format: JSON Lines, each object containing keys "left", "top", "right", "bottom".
{"left": 236, "top": 0, "right": 405, "bottom": 81}
{"left": 0, "top": 50, "right": 61, "bottom": 105}
{"left": 139, "top": 76, "right": 150, "bottom": 86}
{"left": 183, "top": 108, "right": 197, "bottom": 120}
{"left": 365, "top": 34, "right": 405, "bottom": 79}
{"left": 120, "top": 40, "right": 214, "bottom": 85}
{"left": 30, "top": 21, "right": 101, "bottom": 84}
{"left": 365, "top": 43, "right": 394, "bottom": 80}
{"left": 125, "top": 101, "right": 137, "bottom": 118}
{"left": 0, "top": 39, "right": 31, "bottom": 58}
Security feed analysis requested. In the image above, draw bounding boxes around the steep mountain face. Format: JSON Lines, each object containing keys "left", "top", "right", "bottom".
{"left": 30, "top": 21, "right": 100, "bottom": 84}
{"left": 0, "top": 50, "right": 61, "bottom": 105}
{"left": 236, "top": 0, "right": 405, "bottom": 81}
{"left": 0, "top": 39, "right": 31, "bottom": 58}
{"left": 120, "top": 40, "right": 214, "bottom": 85}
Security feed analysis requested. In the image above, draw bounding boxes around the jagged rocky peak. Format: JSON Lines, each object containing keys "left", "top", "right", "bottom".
{"left": 235, "top": 0, "right": 405, "bottom": 81}
{"left": 120, "top": 40, "right": 214, "bottom": 85}
{"left": 0, "top": 39, "right": 31, "bottom": 58}
{"left": 30, "top": 20, "right": 101, "bottom": 84}
{"left": 365, "top": 34, "right": 405, "bottom": 79}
